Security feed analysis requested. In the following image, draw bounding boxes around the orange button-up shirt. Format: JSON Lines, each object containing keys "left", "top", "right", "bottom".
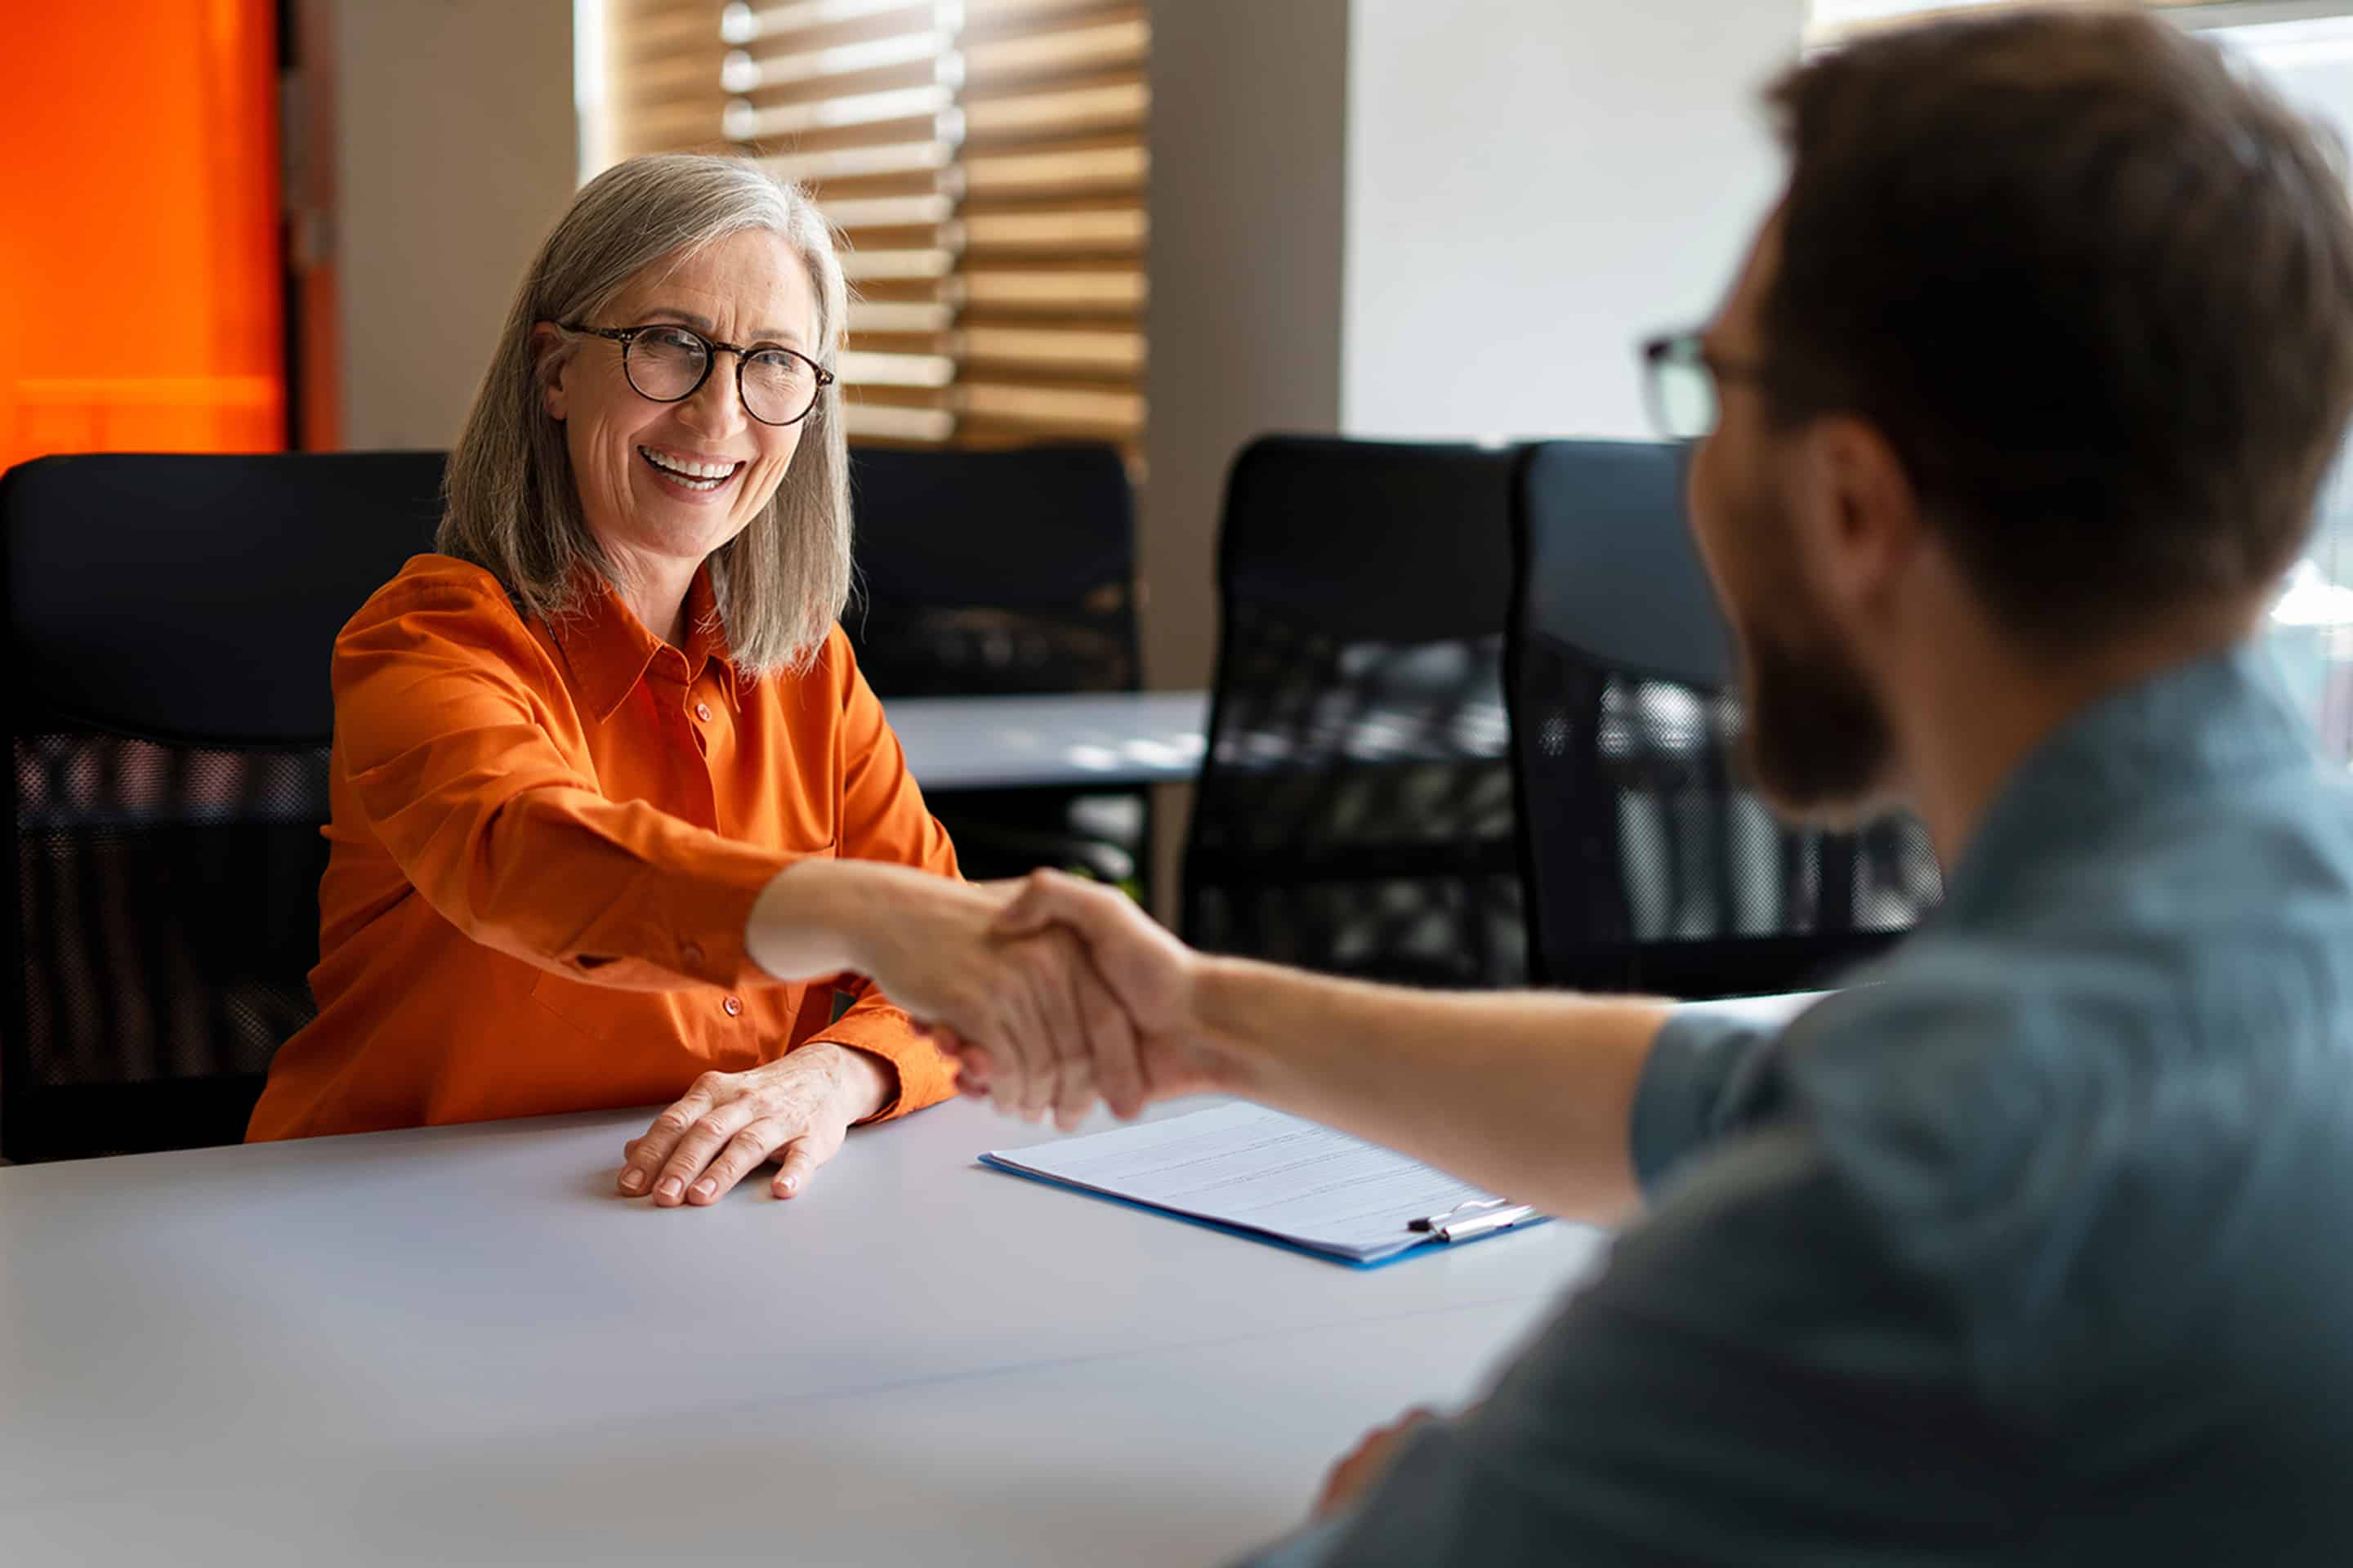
{"left": 248, "top": 554, "right": 961, "bottom": 1141}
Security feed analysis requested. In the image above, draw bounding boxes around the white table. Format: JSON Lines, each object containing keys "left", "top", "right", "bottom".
{"left": 0, "top": 995, "right": 1822, "bottom": 1564}
{"left": 883, "top": 690, "right": 1210, "bottom": 790}
{"left": 0, "top": 1097, "right": 1603, "bottom": 1566}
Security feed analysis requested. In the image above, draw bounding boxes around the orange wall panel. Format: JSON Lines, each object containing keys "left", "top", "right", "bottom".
{"left": 1, "top": 0, "right": 284, "bottom": 469}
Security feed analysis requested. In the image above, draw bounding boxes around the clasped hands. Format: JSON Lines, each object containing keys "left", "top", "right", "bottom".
{"left": 863, "top": 866, "right": 1229, "bottom": 1127}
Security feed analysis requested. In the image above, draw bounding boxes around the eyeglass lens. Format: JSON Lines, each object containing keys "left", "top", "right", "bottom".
{"left": 624, "top": 326, "right": 820, "bottom": 426}
{"left": 1650, "top": 351, "right": 1719, "bottom": 442}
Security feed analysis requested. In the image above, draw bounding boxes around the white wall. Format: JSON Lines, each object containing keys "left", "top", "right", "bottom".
{"left": 1144, "top": 0, "right": 1353, "bottom": 693}
{"left": 328, "top": 0, "right": 577, "bottom": 449}
{"left": 1339, "top": 0, "right": 1804, "bottom": 440}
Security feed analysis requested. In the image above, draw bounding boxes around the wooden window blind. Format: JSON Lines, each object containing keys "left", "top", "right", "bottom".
{"left": 594, "top": 0, "right": 1149, "bottom": 451}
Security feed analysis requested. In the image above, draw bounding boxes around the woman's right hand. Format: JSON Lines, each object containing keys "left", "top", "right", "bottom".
{"left": 746, "top": 860, "right": 1147, "bottom": 1127}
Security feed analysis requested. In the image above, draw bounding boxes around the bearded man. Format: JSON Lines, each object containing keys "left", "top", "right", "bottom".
{"left": 918, "top": 9, "right": 2353, "bottom": 1563}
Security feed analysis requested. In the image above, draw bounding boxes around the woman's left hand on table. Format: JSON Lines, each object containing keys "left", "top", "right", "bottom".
{"left": 615, "top": 1042, "right": 892, "bottom": 1206}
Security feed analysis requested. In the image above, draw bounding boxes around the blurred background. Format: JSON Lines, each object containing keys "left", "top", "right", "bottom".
{"left": 3, "top": 0, "right": 2347, "bottom": 737}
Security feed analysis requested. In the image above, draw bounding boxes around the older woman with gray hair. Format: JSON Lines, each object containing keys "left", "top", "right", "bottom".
{"left": 248, "top": 154, "right": 1133, "bottom": 1200}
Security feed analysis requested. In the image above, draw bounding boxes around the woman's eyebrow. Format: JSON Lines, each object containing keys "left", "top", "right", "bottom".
{"left": 639, "top": 306, "right": 805, "bottom": 350}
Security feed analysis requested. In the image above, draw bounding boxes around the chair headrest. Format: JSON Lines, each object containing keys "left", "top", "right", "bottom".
{"left": 2, "top": 451, "right": 448, "bottom": 746}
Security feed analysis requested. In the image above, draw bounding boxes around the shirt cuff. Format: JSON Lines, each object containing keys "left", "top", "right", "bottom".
{"left": 806, "top": 997, "right": 959, "bottom": 1123}
{"left": 1627, "top": 1008, "right": 1777, "bottom": 1194}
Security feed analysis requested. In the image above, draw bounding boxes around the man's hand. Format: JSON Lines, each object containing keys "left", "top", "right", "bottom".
{"left": 1312, "top": 1406, "right": 1440, "bottom": 1521}
{"left": 940, "top": 869, "right": 1235, "bottom": 1120}
{"left": 615, "top": 1042, "right": 889, "bottom": 1205}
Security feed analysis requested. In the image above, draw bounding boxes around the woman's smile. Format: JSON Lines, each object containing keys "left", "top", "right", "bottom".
{"left": 636, "top": 442, "right": 745, "bottom": 501}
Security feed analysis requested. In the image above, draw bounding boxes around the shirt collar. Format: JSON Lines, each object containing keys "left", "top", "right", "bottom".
{"left": 551, "top": 565, "right": 744, "bottom": 724}
{"left": 1938, "top": 640, "right": 2320, "bottom": 929}
{"left": 680, "top": 566, "right": 746, "bottom": 713}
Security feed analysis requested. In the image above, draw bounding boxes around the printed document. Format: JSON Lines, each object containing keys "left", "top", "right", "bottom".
{"left": 984, "top": 1103, "right": 1535, "bottom": 1264}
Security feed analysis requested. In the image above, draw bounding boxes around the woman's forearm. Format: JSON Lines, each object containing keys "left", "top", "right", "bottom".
{"left": 744, "top": 858, "right": 1014, "bottom": 981}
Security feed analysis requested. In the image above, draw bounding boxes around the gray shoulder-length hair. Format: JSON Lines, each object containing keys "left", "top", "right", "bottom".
{"left": 438, "top": 153, "right": 852, "bottom": 678}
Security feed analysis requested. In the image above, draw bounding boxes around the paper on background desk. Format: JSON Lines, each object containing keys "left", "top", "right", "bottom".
{"left": 982, "top": 1103, "right": 1542, "bottom": 1266}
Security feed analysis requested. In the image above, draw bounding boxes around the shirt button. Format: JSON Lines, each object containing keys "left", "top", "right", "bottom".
{"left": 681, "top": 941, "right": 704, "bottom": 967}
{"left": 694, "top": 701, "right": 714, "bottom": 722}
{"left": 723, "top": 995, "right": 743, "bottom": 1017}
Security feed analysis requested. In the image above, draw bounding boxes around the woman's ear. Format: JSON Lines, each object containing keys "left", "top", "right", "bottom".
{"left": 529, "top": 322, "right": 570, "bottom": 421}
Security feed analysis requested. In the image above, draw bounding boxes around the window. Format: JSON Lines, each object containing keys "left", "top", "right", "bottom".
{"left": 1809, "top": 0, "right": 2221, "bottom": 42}
{"left": 2214, "top": 12, "right": 2353, "bottom": 756}
{"left": 1809, "top": 0, "right": 2008, "bottom": 32}
{"left": 585, "top": 0, "right": 1148, "bottom": 452}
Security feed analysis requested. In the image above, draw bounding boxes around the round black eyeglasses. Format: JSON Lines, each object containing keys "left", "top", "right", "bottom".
{"left": 557, "top": 321, "right": 834, "bottom": 428}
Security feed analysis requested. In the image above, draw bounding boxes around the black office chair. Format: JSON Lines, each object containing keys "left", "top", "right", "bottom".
{"left": 1182, "top": 436, "right": 1525, "bottom": 986}
{"left": 0, "top": 450, "right": 445, "bottom": 1161}
{"left": 1506, "top": 440, "right": 1940, "bottom": 998}
{"left": 846, "top": 443, "right": 1140, "bottom": 695}
{"left": 846, "top": 443, "right": 1146, "bottom": 887}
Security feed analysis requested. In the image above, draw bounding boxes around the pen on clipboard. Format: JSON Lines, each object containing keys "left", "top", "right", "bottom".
{"left": 1408, "top": 1197, "right": 1538, "bottom": 1244}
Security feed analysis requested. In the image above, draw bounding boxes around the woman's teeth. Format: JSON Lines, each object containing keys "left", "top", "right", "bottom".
{"left": 639, "top": 448, "right": 739, "bottom": 490}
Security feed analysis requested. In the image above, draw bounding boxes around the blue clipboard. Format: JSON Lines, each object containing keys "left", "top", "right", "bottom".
{"left": 976, "top": 1152, "right": 1551, "bottom": 1270}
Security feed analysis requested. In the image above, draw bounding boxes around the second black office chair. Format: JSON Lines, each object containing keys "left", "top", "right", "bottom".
{"left": 845, "top": 443, "right": 1146, "bottom": 889}
{"left": 0, "top": 450, "right": 444, "bottom": 1161}
{"left": 1184, "top": 436, "right": 1525, "bottom": 986}
{"left": 1506, "top": 440, "right": 1940, "bottom": 998}
{"left": 845, "top": 443, "right": 1140, "bottom": 695}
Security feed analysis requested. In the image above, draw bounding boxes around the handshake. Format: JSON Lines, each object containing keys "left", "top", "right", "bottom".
{"left": 748, "top": 855, "right": 1659, "bottom": 1231}
{"left": 747, "top": 860, "right": 1242, "bottom": 1128}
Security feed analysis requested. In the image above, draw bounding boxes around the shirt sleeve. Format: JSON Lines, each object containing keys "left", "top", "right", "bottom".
{"left": 334, "top": 574, "right": 798, "bottom": 994}
{"left": 800, "top": 630, "right": 963, "bottom": 1121}
{"left": 1237, "top": 1123, "right": 1980, "bottom": 1566}
{"left": 1627, "top": 1007, "right": 1786, "bottom": 1193}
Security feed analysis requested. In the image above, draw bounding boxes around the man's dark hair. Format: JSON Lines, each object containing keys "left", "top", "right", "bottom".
{"left": 1762, "top": 7, "right": 2353, "bottom": 641}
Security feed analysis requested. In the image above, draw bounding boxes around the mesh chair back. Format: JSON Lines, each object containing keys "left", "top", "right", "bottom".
{"left": 845, "top": 444, "right": 1139, "bottom": 697}
{"left": 2, "top": 450, "right": 445, "bottom": 1160}
{"left": 1507, "top": 440, "right": 1940, "bottom": 998}
{"left": 1183, "top": 436, "right": 1525, "bottom": 985}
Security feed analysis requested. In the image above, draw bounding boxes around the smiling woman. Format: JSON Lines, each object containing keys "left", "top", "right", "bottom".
{"left": 247, "top": 154, "right": 1127, "bottom": 1205}
{"left": 436, "top": 157, "right": 852, "bottom": 677}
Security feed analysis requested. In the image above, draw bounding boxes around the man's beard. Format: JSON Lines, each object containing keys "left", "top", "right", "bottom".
{"left": 1723, "top": 488, "right": 1897, "bottom": 823}
{"left": 1738, "top": 618, "right": 1895, "bottom": 824}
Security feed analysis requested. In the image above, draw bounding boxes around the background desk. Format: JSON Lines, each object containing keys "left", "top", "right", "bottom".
{"left": 884, "top": 689, "right": 1209, "bottom": 791}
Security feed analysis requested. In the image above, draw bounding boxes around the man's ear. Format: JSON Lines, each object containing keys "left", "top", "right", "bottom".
{"left": 1790, "top": 415, "right": 1921, "bottom": 623}
{"left": 529, "top": 322, "right": 571, "bottom": 421}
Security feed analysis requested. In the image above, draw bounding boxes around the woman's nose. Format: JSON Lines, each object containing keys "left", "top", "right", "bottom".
{"left": 676, "top": 358, "right": 748, "bottom": 437}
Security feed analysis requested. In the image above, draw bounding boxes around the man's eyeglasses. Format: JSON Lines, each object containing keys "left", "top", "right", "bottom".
{"left": 556, "top": 321, "right": 834, "bottom": 428}
{"left": 1641, "top": 330, "right": 1767, "bottom": 443}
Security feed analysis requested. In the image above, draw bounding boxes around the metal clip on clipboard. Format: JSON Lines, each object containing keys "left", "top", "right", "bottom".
{"left": 1407, "top": 1197, "right": 1539, "bottom": 1244}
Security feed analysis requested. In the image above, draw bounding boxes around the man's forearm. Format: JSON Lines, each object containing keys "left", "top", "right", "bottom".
{"left": 1190, "top": 958, "right": 1671, "bottom": 1223}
